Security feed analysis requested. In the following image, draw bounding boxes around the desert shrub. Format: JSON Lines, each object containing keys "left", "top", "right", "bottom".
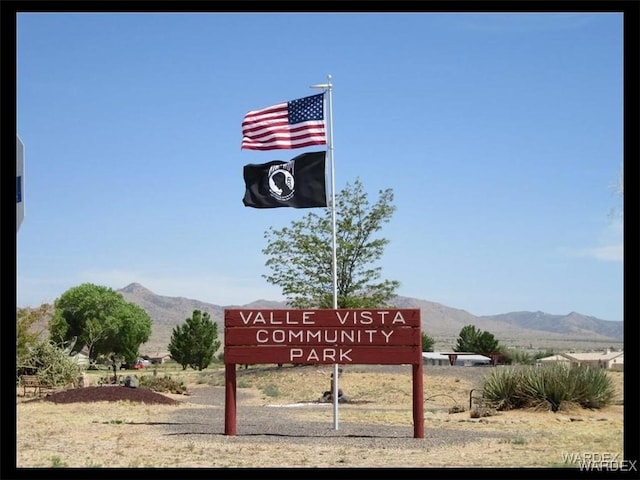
{"left": 481, "top": 364, "right": 616, "bottom": 412}
{"left": 262, "top": 384, "right": 280, "bottom": 397}
{"left": 507, "top": 349, "right": 534, "bottom": 365}
{"left": 19, "top": 339, "right": 82, "bottom": 387}
{"left": 469, "top": 406, "right": 497, "bottom": 418}
{"left": 138, "top": 374, "right": 187, "bottom": 394}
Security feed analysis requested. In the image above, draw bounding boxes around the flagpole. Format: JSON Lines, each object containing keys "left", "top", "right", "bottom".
{"left": 311, "top": 74, "right": 339, "bottom": 430}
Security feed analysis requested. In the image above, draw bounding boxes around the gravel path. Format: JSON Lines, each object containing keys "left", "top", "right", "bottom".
{"left": 163, "top": 382, "right": 509, "bottom": 448}
{"left": 39, "top": 365, "right": 509, "bottom": 449}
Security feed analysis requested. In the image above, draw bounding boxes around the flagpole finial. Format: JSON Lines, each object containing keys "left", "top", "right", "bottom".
{"left": 311, "top": 74, "right": 332, "bottom": 90}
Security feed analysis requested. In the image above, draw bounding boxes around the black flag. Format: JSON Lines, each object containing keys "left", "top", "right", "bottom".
{"left": 242, "top": 151, "right": 327, "bottom": 209}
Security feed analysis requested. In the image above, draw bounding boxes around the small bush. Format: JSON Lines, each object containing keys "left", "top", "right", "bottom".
{"left": 138, "top": 374, "right": 187, "bottom": 394}
{"left": 470, "top": 406, "right": 497, "bottom": 418}
{"left": 262, "top": 384, "right": 280, "bottom": 398}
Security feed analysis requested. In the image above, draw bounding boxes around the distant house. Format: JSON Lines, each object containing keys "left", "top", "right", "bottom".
{"left": 146, "top": 352, "right": 171, "bottom": 364}
{"left": 538, "top": 350, "right": 623, "bottom": 371}
{"left": 422, "top": 352, "right": 492, "bottom": 367}
{"left": 609, "top": 353, "right": 624, "bottom": 371}
{"left": 70, "top": 351, "right": 90, "bottom": 368}
{"left": 422, "top": 352, "right": 450, "bottom": 366}
{"left": 538, "top": 354, "right": 572, "bottom": 365}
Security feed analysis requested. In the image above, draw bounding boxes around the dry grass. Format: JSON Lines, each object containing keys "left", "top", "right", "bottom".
{"left": 16, "top": 365, "right": 624, "bottom": 469}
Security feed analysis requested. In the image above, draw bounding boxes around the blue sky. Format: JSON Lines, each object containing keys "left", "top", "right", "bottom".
{"left": 16, "top": 12, "right": 624, "bottom": 322}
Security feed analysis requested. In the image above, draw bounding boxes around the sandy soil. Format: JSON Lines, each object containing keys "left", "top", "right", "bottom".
{"left": 13, "top": 365, "right": 626, "bottom": 470}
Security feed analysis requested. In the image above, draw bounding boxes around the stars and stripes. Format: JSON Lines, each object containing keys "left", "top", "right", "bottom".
{"left": 241, "top": 94, "right": 326, "bottom": 151}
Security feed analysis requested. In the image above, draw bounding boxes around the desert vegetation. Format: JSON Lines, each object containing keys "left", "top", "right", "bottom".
{"left": 481, "top": 363, "right": 616, "bottom": 412}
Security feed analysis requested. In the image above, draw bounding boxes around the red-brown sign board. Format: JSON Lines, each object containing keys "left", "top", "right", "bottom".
{"left": 224, "top": 308, "right": 421, "bottom": 365}
{"left": 224, "top": 326, "right": 420, "bottom": 346}
{"left": 224, "top": 345, "right": 422, "bottom": 365}
{"left": 225, "top": 308, "right": 420, "bottom": 327}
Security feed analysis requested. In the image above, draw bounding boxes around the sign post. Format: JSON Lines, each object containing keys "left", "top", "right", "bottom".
{"left": 16, "top": 135, "right": 25, "bottom": 232}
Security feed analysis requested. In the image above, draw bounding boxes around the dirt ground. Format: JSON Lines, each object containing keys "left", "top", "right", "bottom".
{"left": 13, "top": 365, "right": 626, "bottom": 471}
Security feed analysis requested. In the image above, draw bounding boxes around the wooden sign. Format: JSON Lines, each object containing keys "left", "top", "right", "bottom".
{"left": 223, "top": 308, "right": 424, "bottom": 439}
{"left": 224, "top": 308, "right": 422, "bottom": 365}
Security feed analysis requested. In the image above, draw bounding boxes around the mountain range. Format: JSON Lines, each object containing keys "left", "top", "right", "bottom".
{"left": 117, "top": 283, "right": 624, "bottom": 355}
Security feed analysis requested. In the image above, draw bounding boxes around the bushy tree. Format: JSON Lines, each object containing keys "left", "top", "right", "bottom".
{"left": 19, "top": 339, "right": 82, "bottom": 387}
{"left": 454, "top": 324, "right": 500, "bottom": 356}
{"left": 168, "top": 310, "right": 220, "bottom": 371}
{"left": 262, "top": 178, "right": 399, "bottom": 308}
{"left": 17, "top": 304, "right": 51, "bottom": 373}
{"left": 421, "top": 332, "right": 435, "bottom": 352}
{"left": 49, "top": 283, "right": 151, "bottom": 364}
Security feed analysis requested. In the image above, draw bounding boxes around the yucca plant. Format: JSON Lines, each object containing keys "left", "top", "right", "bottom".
{"left": 568, "top": 364, "right": 616, "bottom": 408}
{"left": 519, "top": 364, "right": 570, "bottom": 411}
{"left": 481, "top": 366, "right": 526, "bottom": 410}
{"left": 484, "top": 363, "right": 617, "bottom": 412}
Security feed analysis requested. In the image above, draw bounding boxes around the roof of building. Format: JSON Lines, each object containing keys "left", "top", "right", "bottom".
{"left": 563, "top": 351, "right": 623, "bottom": 361}
{"left": 422, "top": 352, "right": 491, "bottom": 361}
{"left": 539, "top": 354, "right": 572, "bottom": 362}
{"left": 539, "top": 351, "right": 623, "bottom": 362}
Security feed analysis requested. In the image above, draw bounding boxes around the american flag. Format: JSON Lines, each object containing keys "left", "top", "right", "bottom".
{"left": 241, "top": 93, "right": 326, "bottom": 151}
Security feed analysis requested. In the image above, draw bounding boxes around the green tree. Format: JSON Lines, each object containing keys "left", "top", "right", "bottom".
{"left": 421, "top": 332, "right": 435, "bottom": 352}
{"left": 168, "top": 310, "right": 220, "bottom": 371}
{"left": 454, "top": 324, "right": 500, "bottom": 356}
{"left": 49, "top": 283, "right": 151, "bottom": 364}
{"left": 95, "top": 301, "right": 153, "bottom": 363}
{"left": 262, "top": 178, "right": 400, "bottom": 308}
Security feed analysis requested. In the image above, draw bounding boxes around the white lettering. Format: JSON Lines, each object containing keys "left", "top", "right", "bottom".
{"left": 322, "top": 349, "right": 335, "bottom": 362}
{"left": 239, "top": 311, "right": 254, "bottom": 325}
{"left": 256, "top": 330, "right": 268, "bottom": 343}
{"left": 334, "top": 310, "right": 407, "bottom": 325}
{"left": 359, "top": 311, "right": 373, "bottom": 324}
{"left": 252, "top": 329, "right": 398, "bottom": 344}
{"left": 288, "top": 348, "right": 354, "bottom": 363}
{"left": 289, "top": 330, "right": 303, "bottom": 342}
{"left": 239, "top": 310, "right": 317, "bottom": 325}
{"left": 339, "top": 349, "right": 353, "bottom": 362}
{"left": 301, "top": 311, "right": 316, "bottom": 324}
{"left": 253, "top": 312, "right": 267, "bottom": 324}
{"left": 307, "top": 330, "right": 322, "bottom": 342}
{"left": 336, "top": 311, "right": 348, "bottom": 325}
{"left": 391, "top": 311, "right": 406, "bottom": 325}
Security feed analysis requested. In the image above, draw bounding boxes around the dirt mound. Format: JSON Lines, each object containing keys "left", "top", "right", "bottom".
{"left": 41, "top": 386, "right": 181, "bottom": 405}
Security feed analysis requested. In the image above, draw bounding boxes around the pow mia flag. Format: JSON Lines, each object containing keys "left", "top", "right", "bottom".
{"left": 242, "top": 151, "right": 327, "bottom": 209}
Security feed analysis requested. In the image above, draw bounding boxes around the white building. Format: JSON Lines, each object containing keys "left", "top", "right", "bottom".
{"left": 538, "top": 350, "right": 623, "bottom": 371}
{"left": 422, "top": 352, "right": 492, "bottom": 367}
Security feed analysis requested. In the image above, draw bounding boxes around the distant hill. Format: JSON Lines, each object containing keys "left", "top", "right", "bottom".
{"left": 117, "top": 283, "right": 623, "bottom": 355}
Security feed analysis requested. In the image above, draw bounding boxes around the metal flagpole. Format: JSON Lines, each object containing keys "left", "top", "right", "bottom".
{"left": 311, "top": 75, "right": 339, "bottom": 429}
